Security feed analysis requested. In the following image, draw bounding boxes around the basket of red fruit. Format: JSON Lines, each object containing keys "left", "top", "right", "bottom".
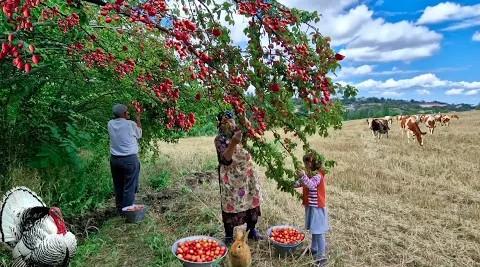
{"left": 172, "top": 236, "right": 228, "bottom": 267}
{"left": 267, "top": 225, "right": 305, "bottom": 256}
{"left": 122, "top": 204, "right": 147, "bottom": 223}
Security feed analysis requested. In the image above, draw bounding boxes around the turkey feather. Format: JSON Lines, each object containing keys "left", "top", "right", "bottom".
{"left": 11, "top": 257, "right": 28, "bottom": 267}
{"left": 1, "top": 187, "right": 45, "bottom": 245}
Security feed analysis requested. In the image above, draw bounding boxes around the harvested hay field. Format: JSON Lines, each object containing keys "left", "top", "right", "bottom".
{"left": 72, "top": 110, "right": 480, "bottom": 267}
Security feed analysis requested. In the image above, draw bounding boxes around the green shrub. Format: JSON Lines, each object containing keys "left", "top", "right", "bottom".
{"left": 148, "top": 170, "right": 170, "bottom": 191}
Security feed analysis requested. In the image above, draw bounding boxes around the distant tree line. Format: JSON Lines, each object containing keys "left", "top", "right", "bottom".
{"left": 340, "top": 97, "right": 477, "bottom": 120}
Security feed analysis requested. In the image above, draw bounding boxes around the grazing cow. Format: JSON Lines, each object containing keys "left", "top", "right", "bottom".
{"left": 451, "top": 114, "right": 460, "bottom": 120}
{"left": 367, "top": 118, "right": 390, "bottom": 139}
{"left": 419, "top": 115, "right": 427, "bottom": 123}
{"left": 441, "top": 115, "right": 451, "bottom": 126}
{"left": 396, "top": 115, "right": 403, "bottom": 123}
{"left": 401, "top": 116, "right": 427, "bottom": 145}
{"left": 424, "top": 115, "right": 436, "bottom": 134}
{"left": 384, "top": 116, "right": 393, "bottom": 127}
{"left": 435, "top": 114, "right": 443, "bottom": 123}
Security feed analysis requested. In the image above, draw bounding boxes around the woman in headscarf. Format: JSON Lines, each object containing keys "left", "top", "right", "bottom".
{"left": 214, "top": 111, "right": 263, "bottom": 245}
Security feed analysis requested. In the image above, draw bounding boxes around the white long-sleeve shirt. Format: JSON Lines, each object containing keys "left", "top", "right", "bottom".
{"left": 108, "top": 118, "right": 142, "bottom": 156}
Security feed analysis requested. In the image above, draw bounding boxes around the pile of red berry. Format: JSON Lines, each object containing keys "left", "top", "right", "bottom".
{"left": 123, "top": 205, "right": 144, "bottom": 211}
{"left": 175, "top": 238, "right": 227, "bottom": 263}
{"left": 269, "top": 227, "right": 305, "bottom": 245}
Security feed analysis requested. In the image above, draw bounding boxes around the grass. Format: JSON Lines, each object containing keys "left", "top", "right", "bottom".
{"left": 6, "top": 110, "right": 480, "bottom": 267}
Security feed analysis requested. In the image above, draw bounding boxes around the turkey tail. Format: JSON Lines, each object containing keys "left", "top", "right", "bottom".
{"left": 1, "top": 187, "right": 46, "bottom": 245}
{"left": 11, "top": 257, "right": 28, "bottom": 267}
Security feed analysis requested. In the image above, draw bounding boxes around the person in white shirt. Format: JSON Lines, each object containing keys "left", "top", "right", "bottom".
{"left": 108, "top": 103, "right": 142, "bottom": 213}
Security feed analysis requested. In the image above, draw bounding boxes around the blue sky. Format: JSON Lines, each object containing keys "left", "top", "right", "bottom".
{"left": 223, "top": 0, "right": 480, "bottom": 105}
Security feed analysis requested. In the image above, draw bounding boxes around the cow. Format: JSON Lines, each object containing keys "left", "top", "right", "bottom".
{"left": 441, "top": 115, "right": 451, "bottom": 126}
{"left": 384, "top": 116, "right": 393, "bottom": 127}
{"left": 419, "top": 114, "right": 427, "bottom": 123}
{"left": 367, "top": 118, "right": 390, "bottom": 139}
{"left": 424, "top": 115, "right": 436, "bottom": 134}
{"left": 401, "top": 116, "right": 427, "bottom": 145}
{"left": 435, "top": 114, "right": 443, "bottom": 123}
{"left": 451, "top": 114, "right": 460, "bottom": 120}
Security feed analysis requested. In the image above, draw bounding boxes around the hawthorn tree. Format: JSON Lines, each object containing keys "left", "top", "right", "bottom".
{"left": 0, "top": 0, "right": 357, "bottom": 195}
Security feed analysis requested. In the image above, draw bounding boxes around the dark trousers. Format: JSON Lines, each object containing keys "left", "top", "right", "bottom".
{"left": 110, "top": 154, "right": 140, "bottom": 212}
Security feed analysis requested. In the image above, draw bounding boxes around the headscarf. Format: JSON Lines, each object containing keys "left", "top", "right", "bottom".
{"left": 217, "top": 110, "right": 235, "bottom": 136}
{"left": 217, "top": 110, "right": 234, "bottom": 128}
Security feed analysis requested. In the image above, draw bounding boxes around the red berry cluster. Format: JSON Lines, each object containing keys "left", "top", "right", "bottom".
{"left": 41, "top": 7, "right": 60, "bottom": 21}
{"left": 81, "top": 48, "right": 115, "bottom": 68}
{"left": 57, "top": 13, "right": 80, "bottom": 33}
{"left": 223, "top": 95, "right": 246, "bottom": 114}
{"left": 136, "top": 72, "right": 153, "bottom": 86}
{"left": 165, "top": 38, "right": 188, "bottom": 59}
{"left": 113, "top": 59, "right": 136, "bottom": 79}
{"left": 1, "top": 0, "right": 38, "bottom": 31}
{"left": 1, "top": 35, "right": 40, "bottom": 72}
{"left": 287, "top": 64, "right": 309, "bottom": 82}
{"left": 230, "top": 75, "right": 248, "bottom": 87}
{"left": 67, "top": 42, "right": 84, "bottom": 56}
{"left": 251, "top": 106, "right": 267, "bottom": 136}
{"left": 150, "top": 78, "right": 179, "bottom": 102}
{"left": 128, "top": 0, "right": 168, "bottom": 26}
{"left": 165, "top": 108, "right": 195, "bottom": 131}
{"left": 131, "top": 101, "right": 144, "bottom": 114}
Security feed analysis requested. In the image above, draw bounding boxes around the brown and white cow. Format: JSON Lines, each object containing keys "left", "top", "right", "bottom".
{"left": 435, "top": 114, "right": 443, "bottom": 123}
{"left": 401, "top": 116, "right": 427, "bottom": 145}
{"left": 424, "top": 115, "right": 436, "bottom": 134}
{"left": 451, "top": 114, "right": 460, "bottom": 120}
{"left": 419, "top": 114, "right": 428, "bottom": 123}
{"left": 441, "top": 115, "right": 451, "bottom": 126}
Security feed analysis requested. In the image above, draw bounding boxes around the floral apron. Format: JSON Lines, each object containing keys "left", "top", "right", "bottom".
{"left": 219, "top": 144, "right": 262, "bottom": 214}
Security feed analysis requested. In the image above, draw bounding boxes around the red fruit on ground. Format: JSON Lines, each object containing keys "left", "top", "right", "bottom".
{"left": 269, "top": 227, "right": 305, "bottom": 245}
{"left": 176, "top": 239, "right": 226, "bottom": 263}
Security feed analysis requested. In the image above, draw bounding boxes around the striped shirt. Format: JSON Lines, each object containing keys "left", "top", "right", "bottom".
{"left": 295, "top": 173, "right": 323, "bottom": 207}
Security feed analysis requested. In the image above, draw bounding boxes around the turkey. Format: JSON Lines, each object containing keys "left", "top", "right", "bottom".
{"left": 0, "top": 187, "right": 77, "bottom": 267}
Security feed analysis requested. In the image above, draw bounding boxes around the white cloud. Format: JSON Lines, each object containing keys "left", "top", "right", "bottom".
{"left": 221, "top": 0, "right": 443, "bottom": 63}
{"left": 456, "top": 81, "right": 480, "bottom": 89}
{"left": 441, "top": 19, "right": 480, "bottom": 31}
{"left": 336, "top": 65, "right": 374, "bottom": 77}
{"left": 346, "top": 74, "right": 480, "bottom": 98}
{"left": 325, "top": 6, "right": 442, "bottom": 62}
{"left": 473, "top": 31, "right": 480, "bottom": 41}
{"left": 465, "top": 89, "right": 479, "bottom": 95}
{"left": 417, "top": 2, "right": 480, "bottom": 24}
{"left": 367, "top": 90, "right": 403, "bottom": 96}
{"left": 416, "top": 89, "right": 431, "bottom": 95}
{"left": 445, "top": 88, "right": 464, "bottom": 95}
{"left": 355, "top": 73, "right": 448, "bottom": 90}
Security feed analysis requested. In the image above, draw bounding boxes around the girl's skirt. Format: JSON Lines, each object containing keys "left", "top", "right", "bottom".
{"left": 305, "top": 206, "right": 329, "bottom": 235}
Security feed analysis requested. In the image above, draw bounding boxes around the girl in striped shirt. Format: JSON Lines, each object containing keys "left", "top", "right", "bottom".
{"left": 295, "top": 152, "right": 329, "bottom": 267}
